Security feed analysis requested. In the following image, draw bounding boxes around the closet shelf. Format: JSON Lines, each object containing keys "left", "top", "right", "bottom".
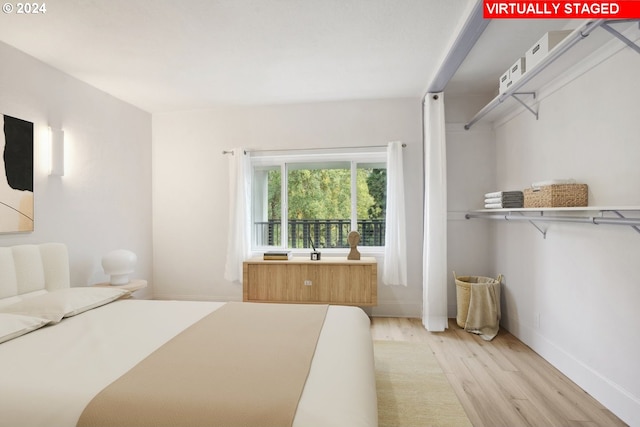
{"left": 464, "top": 18, "right": 640, "bottom": 130}
{"left": 469, "top": 206, "right": 640, "bottom": 213}
{"left": 465, "top": 206, "right": 640, "bottom": 238}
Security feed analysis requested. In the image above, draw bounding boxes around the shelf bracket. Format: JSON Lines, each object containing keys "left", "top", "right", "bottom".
{"left": 509, "top": 211, "right": 547, "bottom": 238}
{"left": 527, "top": 220, "right": 547, "bottom": 238}
{"left": 611, "top": 210, "right": 640, "bottom": 234}
{"left": 511, "top": 92, "right": 538, "bottom": 120}
{"left": 600, "top": 21, "right": 640, "bottom": 55}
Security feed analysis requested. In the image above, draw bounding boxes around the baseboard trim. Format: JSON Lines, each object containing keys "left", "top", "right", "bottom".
{"left": 502, "top": 315, "right": 640, "bottom": 426}
{"left": 371, "top": 301, "right": 421, "bottom": 318}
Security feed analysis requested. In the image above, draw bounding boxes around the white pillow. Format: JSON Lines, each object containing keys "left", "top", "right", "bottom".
{"left": 0, "top": 295, "right": 21, "bottom": 309}
{"left": 0, "top": 287, "right": 129, "bottom": 323}
{"left": 0, "top": 313, "right": 50, "bottom": 343}
{"left": 0, "top": 290, "right": 50, "bottom": 310}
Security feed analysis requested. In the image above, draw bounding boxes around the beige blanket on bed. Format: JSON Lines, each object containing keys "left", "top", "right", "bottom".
{"left": 77, "top": 302, "right": 328, "bottom": 427}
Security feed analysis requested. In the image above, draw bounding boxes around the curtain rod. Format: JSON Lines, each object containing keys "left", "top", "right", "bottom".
{"left": 222, "top": 143, "right": 406, "bottom": 155}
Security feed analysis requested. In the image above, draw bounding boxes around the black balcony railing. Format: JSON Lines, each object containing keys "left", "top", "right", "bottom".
{"left": 255, "top": 219, "right": 385, "bottom": 248}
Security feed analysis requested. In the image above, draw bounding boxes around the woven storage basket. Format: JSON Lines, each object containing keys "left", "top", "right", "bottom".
{"left": 524, "top": 183, "right": 588, "bottom": 208}
{"left": 454, "top": 273, "right": 502, "bottom": 329}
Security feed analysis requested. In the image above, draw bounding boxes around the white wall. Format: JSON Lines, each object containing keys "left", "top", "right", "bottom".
{"left": 473, "top": 39, "right": 640, "bottom": 424}
{"left": 152, "top": 98, "right": 423, "bottom": 316}
{"left": 0, "top": 42, "right": 153, "bottom": 296}
{"left": 444, "top": 93, "right": 497, "bottom": 316}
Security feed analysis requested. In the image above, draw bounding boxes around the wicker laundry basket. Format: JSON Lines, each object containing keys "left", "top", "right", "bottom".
{"left": 454, "top": 272, "right": 502, "bottom": 328}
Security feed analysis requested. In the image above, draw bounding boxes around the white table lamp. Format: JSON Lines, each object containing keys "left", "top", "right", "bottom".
{"left": 102, "top": 249, "right": 137, "bottom": 285}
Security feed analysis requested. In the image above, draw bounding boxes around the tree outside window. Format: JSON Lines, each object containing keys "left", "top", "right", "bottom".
{"left": 252, "top": 152, "right": 386, "bottom": 250}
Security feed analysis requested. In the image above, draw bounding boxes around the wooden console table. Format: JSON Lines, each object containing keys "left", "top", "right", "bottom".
{"left": 243, "top": 257, "right": 377, "bottom": 306}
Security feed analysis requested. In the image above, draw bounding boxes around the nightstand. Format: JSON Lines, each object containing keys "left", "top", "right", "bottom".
{"left": 93, "top": 279, "right": 148, "bottom": 297}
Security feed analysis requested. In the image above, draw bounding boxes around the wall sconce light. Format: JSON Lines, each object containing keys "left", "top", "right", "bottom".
{"left": 49, "top": 127, "right": 64, "bottom": 176}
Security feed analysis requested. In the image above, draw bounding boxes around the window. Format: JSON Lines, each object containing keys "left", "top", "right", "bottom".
{"left": 251, "top": 148, "right": 387, "bottom": 251}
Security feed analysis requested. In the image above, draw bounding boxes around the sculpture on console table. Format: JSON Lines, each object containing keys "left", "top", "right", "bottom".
{"left": 347, "top": 230, "right": 361, "bottom": 260}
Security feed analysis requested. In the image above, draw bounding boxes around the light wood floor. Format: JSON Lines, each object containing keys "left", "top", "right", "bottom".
{"left": 370, "top": 317, "right": 627, "bottom": 427}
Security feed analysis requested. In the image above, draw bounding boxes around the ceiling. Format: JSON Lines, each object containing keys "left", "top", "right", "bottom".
{"left": 448, "top": 17, "right": 575, "bottom": 98}
{"left": 0, "top": 0, "right": 573, "bottom": 113}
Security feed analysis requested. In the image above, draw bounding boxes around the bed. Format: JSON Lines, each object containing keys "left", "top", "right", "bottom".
{"left": 0, "top": 243, "right": 378, "bottom": 427}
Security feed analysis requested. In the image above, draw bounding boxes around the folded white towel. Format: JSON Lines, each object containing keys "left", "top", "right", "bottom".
{"left": 484, "top": 197, "right": 502, "bottom": 204}
{"left": 484, "top": 203, "right": 504, "bottom": 209}
{"left": 484, "top": 191, "right": 502, "bottom": 199}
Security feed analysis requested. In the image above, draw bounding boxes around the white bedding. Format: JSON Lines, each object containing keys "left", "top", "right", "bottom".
{"left": 0, "top": 299, "right": 377, "bottom": 427}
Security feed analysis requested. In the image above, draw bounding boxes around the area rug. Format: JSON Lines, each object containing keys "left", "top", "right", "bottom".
{"left": 374, "top": 340, "right": 472, "bottom": 427}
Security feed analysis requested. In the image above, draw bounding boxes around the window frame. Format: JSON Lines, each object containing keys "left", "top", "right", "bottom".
{"left": 250, "top": 147, "right": 387, "bottom": 254}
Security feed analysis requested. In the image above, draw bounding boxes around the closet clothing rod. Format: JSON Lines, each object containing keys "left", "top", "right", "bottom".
{"left": 464, "top": 19, "right": 605, "bottom": 130}
{"left": 222, "top": 143, "right": 406, "bottom": 155}
{"left": 465, "top": 212, "right": 640, "bottom": 227}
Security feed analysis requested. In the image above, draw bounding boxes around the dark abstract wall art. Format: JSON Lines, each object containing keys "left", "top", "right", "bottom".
{"left": 1, "top": 115, "right": 34, "bottom": 232}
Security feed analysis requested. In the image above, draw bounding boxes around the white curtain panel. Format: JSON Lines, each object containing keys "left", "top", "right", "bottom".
{"left": 224, "top": 148, "right": 252, "bottom": 283}
{"left": 382, "top": 141, "right": 407, "bottom": 286}
{"left": 422, "top": 93, "right": 448, "bottom": 331}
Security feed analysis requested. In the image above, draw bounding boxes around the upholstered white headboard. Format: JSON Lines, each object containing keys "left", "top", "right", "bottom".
{"left": 0, "top": 243, "right": 70, "bottom": 300}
